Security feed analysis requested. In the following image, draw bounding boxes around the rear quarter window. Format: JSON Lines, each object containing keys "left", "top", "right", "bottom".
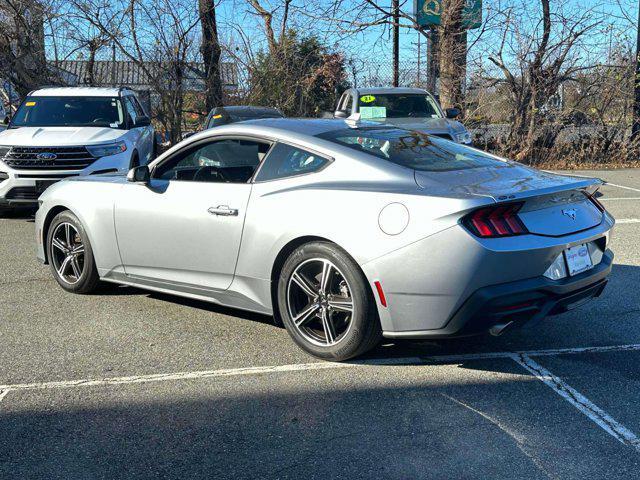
{"left": 255, "top": 143, "right": 330, "bottom": 181}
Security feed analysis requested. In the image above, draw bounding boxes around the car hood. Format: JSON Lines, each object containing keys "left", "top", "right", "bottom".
{"left": 0, "top": 126, "right": 125, "bottom": 146}
{"left": 414, "top": 161, "right": 601, "bottom": 202}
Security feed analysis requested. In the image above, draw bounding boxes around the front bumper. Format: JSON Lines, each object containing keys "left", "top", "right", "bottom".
{"left": 0, "top": 151, "right": 130, "bottom": 207}
{"left": 0, "top": 171, "right": 80, "bottom": 206}
{"left": 383, "top": 249, "right": 613, "bottom": 339}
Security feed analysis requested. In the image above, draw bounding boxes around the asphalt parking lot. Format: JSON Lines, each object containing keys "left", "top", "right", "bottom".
{"left": 1, "top": 168, "right": 640, "bottom": 479}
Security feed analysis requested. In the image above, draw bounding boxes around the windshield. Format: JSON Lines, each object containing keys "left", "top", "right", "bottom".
{"left": 317, "top": 127, "right": 503, "bottom": 172}
{"left": 11, "top": 96, "right": 125, "bottom": 128}
{"left": 357, "top": 93, "right": 442, "bottom": 120}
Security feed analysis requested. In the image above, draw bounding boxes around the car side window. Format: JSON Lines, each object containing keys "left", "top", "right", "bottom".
{"left": 255, "top": 143, "right": 330, "bottom": 182}
{"left": 154, "top": 138, "right": 272, "bottom": 184}
{"left": 123, "top": 96, "right": 138, "bottom": 125}
{"left": 131, "top": 96, "right": 147, "bottom": 117}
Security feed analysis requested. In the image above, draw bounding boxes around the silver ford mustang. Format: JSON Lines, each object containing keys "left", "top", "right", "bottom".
{"left": 35, "top": 118, "right": 615, "bottom": 360}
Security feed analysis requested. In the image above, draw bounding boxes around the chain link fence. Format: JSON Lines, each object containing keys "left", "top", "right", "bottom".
{"left": 345, "top": 60, "right": 638, "bottom": 167}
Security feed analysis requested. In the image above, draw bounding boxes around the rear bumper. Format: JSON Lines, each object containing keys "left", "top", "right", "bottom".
{"left": 383, "top": 249, "right": 613, "bottom": 339}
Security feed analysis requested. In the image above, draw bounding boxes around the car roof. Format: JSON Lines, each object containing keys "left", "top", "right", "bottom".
{"left": 214, "top": 105, "right": 283, "bottom": 115}
{"left": 28, "top": 87, "right": 131, "bottom": 97}
{"left": 238, "top": 117, "right": 395, "bottom": 136}
{"left": 351, "top": 87, "right": 430, "bottom": 95}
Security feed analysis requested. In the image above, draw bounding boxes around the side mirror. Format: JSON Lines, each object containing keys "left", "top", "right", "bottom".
{"left": 334, "top": 110, "right": 349, "bottom": 119}
{"left": 445, "top": 108, "right": 461, "bottom": 119}
{"left": 127, "top": 165, "right": 150, "bottom": 184}
{"left": 135, "top": 115, "right": 151, "bottom": 127}
{"left": 2, "top": 115, "right": 9, "bottom": 125}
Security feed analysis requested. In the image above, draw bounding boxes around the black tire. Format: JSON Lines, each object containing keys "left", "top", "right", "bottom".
{"left": 46, "top": 210, "right": 100, "bottom": 294}
{"left": 277, "top": 241, "right": 382, "bottom": 361}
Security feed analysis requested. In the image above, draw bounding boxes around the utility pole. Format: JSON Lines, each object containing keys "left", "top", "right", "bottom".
{"left": 392, "top": 0, "right": 399, "bottom": 87}
{"left": 633, "top": 0, "right": 640, "bottom": 140}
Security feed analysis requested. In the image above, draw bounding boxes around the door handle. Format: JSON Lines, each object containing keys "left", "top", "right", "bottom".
{"left": 208, "top": 205, "right": 239, "bottom": 216}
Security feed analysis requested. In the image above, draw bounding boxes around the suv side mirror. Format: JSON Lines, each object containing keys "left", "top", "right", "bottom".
{"left": 445, "top": 108, "right": 461, "bottom": 119}
{"left": 2, "top": 115, "right": 9, "bottom": 125}
{"left": 334, "top": 110, "right": 349, "bottom": 119}
{"left": 135, "top": 115, "right": 151, "bottom": 127}
{"left": 127, "top": 165, "right": 150, "bottom": 184}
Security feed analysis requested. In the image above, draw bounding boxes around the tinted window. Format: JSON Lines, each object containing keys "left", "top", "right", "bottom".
{"left": 256, "top": 143, "right": 329, "bottom": 181}
{"left": 130, "top": 96, "right": 147, "bottom": 117}
{"left": 357, "top": 93, "right": 440, "bottom": 119}
{"left": 11, "top": 96, "right": 125, "bottom": 128}
{"left": 155, "top": 139, "right": 271, "bottom": 183}
{"left": 317, "top": 127, "right": 504, "bottom": 172}
{"left": 123, "top": 96, "right": 139, "bottom": 125}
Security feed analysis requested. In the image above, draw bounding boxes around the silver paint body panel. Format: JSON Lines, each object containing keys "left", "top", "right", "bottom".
{"left": 35, "top": 119, "right": 615, "bottom": 334}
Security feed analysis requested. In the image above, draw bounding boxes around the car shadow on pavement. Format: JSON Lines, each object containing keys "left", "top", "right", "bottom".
{"left": 0, "top": 363, "right": 632, "bottom": 480}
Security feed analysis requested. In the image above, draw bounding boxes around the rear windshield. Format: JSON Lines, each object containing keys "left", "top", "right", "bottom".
{"left": 11, "top": 96, "right": 125, "bottom": 128}
{"left": 357, "top": 93, "right": 441, "bottom": 119}
{"left": 317, "top": 127, "right": 504, "bottom": 172}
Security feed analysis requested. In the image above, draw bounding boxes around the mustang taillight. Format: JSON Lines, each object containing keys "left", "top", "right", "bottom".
{"left": 584, "top": 191, "right": 606, "bottom": 212}
{"left": 463, "top": 202, "right": 528, "bottom": 238}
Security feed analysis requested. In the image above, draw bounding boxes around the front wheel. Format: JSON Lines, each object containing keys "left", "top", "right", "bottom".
{"left": 277, "top": 242, "right": 381, "bottom": 361}
{"left": 46, "top": 210, "right": 100, "bottom": 294}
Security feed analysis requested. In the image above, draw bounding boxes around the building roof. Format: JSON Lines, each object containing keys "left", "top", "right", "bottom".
{"left": 29, "top": 87, "right": 130, "bottom": 97}
{"left": 52, "top": 60, "right": 238, "bottom": 90}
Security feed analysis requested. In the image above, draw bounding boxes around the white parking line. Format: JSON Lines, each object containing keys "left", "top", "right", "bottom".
{"left": 1, "top": 343, "right": 640, "bottom": 400}
{"left": 512, "top": 353, "right": 640, "bottom": 451}
{"left": 606, "top": 183, "right": 640, "bottom": 193}
{"left": 617, "top": 219, "right": 640, "bottom": 224}
{"left": 601, "top": 197, "right": 640, "bottom": 201}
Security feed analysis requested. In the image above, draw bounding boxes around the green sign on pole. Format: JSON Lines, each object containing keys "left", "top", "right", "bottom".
{"left": 414, "top": 0, "right": 482, "bottom": 29}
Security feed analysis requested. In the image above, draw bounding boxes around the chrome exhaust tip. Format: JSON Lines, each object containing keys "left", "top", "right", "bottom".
{"left": 489, "top": 321, "right": 514, "bottom": 337}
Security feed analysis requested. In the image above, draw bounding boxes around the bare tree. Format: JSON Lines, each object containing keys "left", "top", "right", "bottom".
{"left": 72, "top": 0, "right": 202, "bottom": 142}
{"left": 0, "top": 0, "right": 54, "bottom": 97}
{"left": 486, "top": 0, "right": 604, "bottom": 158}
{"left": 199, "top": 0, "right": 223, "bottom": 111}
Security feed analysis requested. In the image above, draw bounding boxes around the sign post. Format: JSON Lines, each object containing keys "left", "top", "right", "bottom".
{"left": 414, "top": 0, "right": 481, "bottom": 99}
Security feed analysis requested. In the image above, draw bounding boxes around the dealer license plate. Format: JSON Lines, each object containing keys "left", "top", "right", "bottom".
{"left": 564, "top": 244, "right": 593, "bottom": 276}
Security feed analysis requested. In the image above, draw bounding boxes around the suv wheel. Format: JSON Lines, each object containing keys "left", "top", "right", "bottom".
{"left": 46, "top": 210, "right": 100, "bottom": 294}
{"left": 277, "top": 241, "right": 381, "bottom": 361}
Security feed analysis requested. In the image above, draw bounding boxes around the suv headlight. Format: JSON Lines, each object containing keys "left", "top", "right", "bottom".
{"left": 453, "top": 131, "right": 472, "bottom": 144}
{"left": 86, "top": 141, "right": 127, "bottom": 158}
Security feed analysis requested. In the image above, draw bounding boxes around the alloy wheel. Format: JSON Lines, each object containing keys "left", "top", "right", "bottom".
{"left": 286, "top": 258, "right": 355, "bottom": 347}
{"left": 50, "top": 222, "right": 85, "bottom": 284}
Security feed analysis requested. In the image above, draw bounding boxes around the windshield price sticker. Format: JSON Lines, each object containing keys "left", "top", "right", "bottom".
{"left": 360, "top": 95, "right": 376, "bottom": 103}
{"left": 25, "top": 101, "right": 36, "bottom": 107}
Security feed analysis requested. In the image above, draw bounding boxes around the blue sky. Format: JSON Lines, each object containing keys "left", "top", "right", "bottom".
{"left": 215, "top": 0, "right": 637, "bottom": 65}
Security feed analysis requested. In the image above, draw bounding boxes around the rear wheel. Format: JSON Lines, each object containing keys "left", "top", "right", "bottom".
{"left": 277, "top": 241, "right": 381, "bottom": 361}
{"left": 46, "top": 210, "right": 100, "bottom": 294}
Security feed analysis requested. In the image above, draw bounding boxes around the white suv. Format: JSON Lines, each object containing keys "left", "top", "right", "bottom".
{"left": 0, "top": 87, "right": 155, "bottom": 211}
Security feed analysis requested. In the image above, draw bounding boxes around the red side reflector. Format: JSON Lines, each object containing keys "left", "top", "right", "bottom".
{"left": 374, "top": 281, "right": 387, "bottom": 307}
